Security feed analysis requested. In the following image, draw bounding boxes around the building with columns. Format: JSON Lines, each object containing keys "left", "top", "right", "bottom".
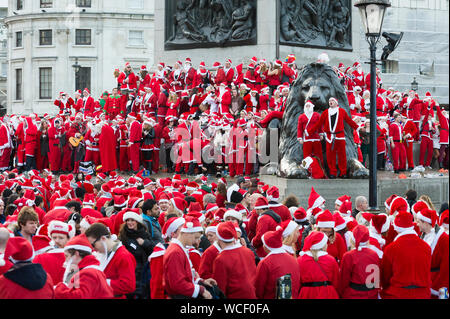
{"left": 4, "top": 0, "right": 154, "bottom": 115}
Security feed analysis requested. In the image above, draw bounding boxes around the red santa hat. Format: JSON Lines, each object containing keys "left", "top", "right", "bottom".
{"left": 410, "top": 200, "right": 429, "bottom": 217}
{"left": 393, "top": 211, "right": 415, "bottom": 233}
{"left": 83, "top": 88, "right": 90, "bottom": 95}
{"left": 254, "top": 196, "right": 269, "bottom": 210}
{"left": 217, "top": 221, "right": 237, "bottom": 243}
{"left": 213, "top": 62, "right": 222, "bottom": 68}
{"left": 32, "top": 235, "right": 53, "bottom": 256}
{"left": 370, "top": 213, "right": 390, "bottom": 234}
{"left": 334, "top": 213, "right": 348, "bottom": 231}
{"left": 214, "top": 208, "right": 227, "bottom": 221}
{"left": 114, "top": 195, "right": 127, "bottom": 209}
{"left": 123, "top": 209, "right": 144, "bottom": 225}
{"left": 293, "top": 207, "right": 307, "bottom": 222}
{"left": 48, "top": 220, "right": 74, "bottom": 239}
{"left": 82, "top": 193, "right": 96, "bottom": 207}
{"left": 416, "top": 208, "right": 438, "bottom": 227}
{"left": 170, "top": 197, "right": 187, "bottom": 215}
{"left": 308, "top": 187, "right": 325, "bottom": 210}
{"left": 180, "top": 216, "right": 203, "bottom": 233}
{"left": 223, "top": 209, "right": 242, "bottom": 222}
{"left": 439, "top": 210, "right": 449, "bottom": 228}
{"left": 339, "top": 200, "right": 353, "bottom": 217}
{"left": 301, "top": 231, "right": 328, "bottom": 255}
{"left": 162, "top": 217, "right": 185, "bottom": 239}
{"left": 266, "top": 186, "right": 280, "bottom": 202}
{"left": 352, "top": 225, "right": 370, "bottom": 251}
{"left": 384, "top": 194, "right": 397, "bottom": 209}
{"left": 262, "top": 225, "right": 284, "bottom": 252}
{"left": 186, "top": 181, "right": 199, "bottom": 192}
{"left": 280, "top": 220, "right": 298, "bottom": 239}
{"left": 274, "top": 59, "right": 283, "bottom": 67}
{"left": 335, "top": 195, "right": 351, "bottom": 207}
{"left": 205, "top": 220, "right": 220, "bottom": 235}
{"left": 5, "top": 237, "right": 35, "bottom": 264}
{"left": 205, "top": 203, "right": 219, "bottom": 215}
{"left": 316, "top": 210, "right": 335, "bottom": 229}
{"left": 389, "top": 196, "right": 409, "bottom": 215}
{"left": 64, "top": 234, "right": 93, "bottom": 254}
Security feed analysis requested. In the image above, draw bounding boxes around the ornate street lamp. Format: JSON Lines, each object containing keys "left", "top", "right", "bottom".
{"left": 411, "top": 77, "right": 419, "bottom": 91}
{"left": 354, "top": 0, "right": 391, "bottom": 212}
{"left": 72, "top": 58, "right": 81, "bottom": 74}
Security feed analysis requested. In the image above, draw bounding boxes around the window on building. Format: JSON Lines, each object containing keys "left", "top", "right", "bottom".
{"left": 39, "top": 68, "right": 52, "bottom": 100}
{"left": 75, "top": 29, "right": 91, "bottom": 45}
{"left": 75, "top": 67, "right": 91, "bottom": 93}
{"left": 382, "top": 60, "right": 399, "bottom": 74}
{"left": 39, "top": 30, "right": 52, "bottom": 46}
{"left": 129, "top": 0, "right": 143, "bottom": 9}
{"left": 128, "top": 30, "right": 144, "bottom": 46}
{"left": 1, "top": 63, "right": 7, "bottom": 77}
{"left": 17, "top": 0, "right": 23, "bottom": 10}
{"left": 76, "top": 0, "right": 92, "bottom": 8}
{"left": 40, "top": 0, "right": 53, "bottom": 8}
{"left": 15, "top": 31, "right": 22, "bottom": 47}
{"left": 15, "top": 69, "right": 22, "bottom": 100}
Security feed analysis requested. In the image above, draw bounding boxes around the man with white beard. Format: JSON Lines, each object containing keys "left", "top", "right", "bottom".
{"left": 184, "top": 58, "right": 196, "bottom": 90}
{"left": 351, "top": 62, "right": 365, "bottom": 90}
{"left": 297, "top": 100, "right": 324, "bottom": 166}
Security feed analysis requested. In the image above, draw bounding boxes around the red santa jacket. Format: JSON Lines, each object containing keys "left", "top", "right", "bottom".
{"left": 24, "top": 118, "right": 38, "bottom": 157}
{"left": 420, "top": 117, "right": 437, "bottom": 140}
{"left": 297, "top": 252, "right": 340, "bottom": 299}
{"left": 54, "top": 98, "right": 74, "bottom": 115}
{"left": 338, "top": 247, "right": 381, "bottom": 299}
{"left": 307, "top": 107, "right": 359, "bottom": 144}
{"left": 163, "top": 238, "right": 204, "bottom": 298}
{"left": 430, "top": 229, "right": 449, "bottom": 297}
{"left": 54, "top": 255, "right": 113, "bottom": 299}
{"left": 255, "top": 251, "right": 301, "bottom": 299}
{"left": 403, "top": 119, "right": 418, "bottom": 143}
{"left": 400, "top": 97, "right": 422, "bottom": 122}
{"left": 33, "top": 248, "right": 65, "bottom": 284}
{"left": 118, "top": 72, "right": 137, "bottom": 91}
{"left": 327, "top": 232, "right": 347, "bottom": 265}
{"left": 389, "top": 122, "right": 403, "bottom": 143}
{"left": 0, "top": 262, "right": 54, "bottom": 299}
{"left": 142, "top": 92, "right": 158, "bottom": 114}
{"left": 214, "top": 68, "right": 226, "bottom": 86}
{"left": 169, "top": 70, "right": 185, "bottom": 93}
{"left": 377, "top": 124, "right": 388, "bottom": 154}
{"left": 218, "top": 89, "right": 231, "bottom": 114}
{"left": 303, "top": 156, "right": 327, "bottom": 179}
{"left": 149, "top": 242, "right": 166, "bottom": 299}
{"left": 101, "top": 244, "right": 137, "bottom": 298}
{"left": 252, "top": 211, "right": 281, "bottom": 258}
{"left": 105, "top": 95, "right": 124, "bottom": 116}
{"left": 82, "top": 96, "right": 95, "bottom": 115}
{"left": 352, "top": 70, "right": 365, "bottom": 89}
{"left": 184, "top": 67, "right": 197, "bottom": 90}
{"left": 298, "top": 112, "right": 322, "bottom": 142}
{"left": 212, "top": 243, "right": 257, "bottom": 299}
{"left": 188, "top": 247, "right": 202, "bottom": 274}
{"left": 224, "top": 67, "right": 235, "bottom": 85}
{"left": 199, "top": 242, "right": 221, "bottom": 280}
{"left": 138, "top": 73, "right": 151, "bottom": 93}
{"left": 381, "top": 231, "right": 431, "bottom": 299}
{"left": 129, "top": 120, "right": 142, "bottom": 144}
{"left": 436, "top": 105, "right": 449, "bottom": 144}
{"left": 268, "top": 203, "right": 292, "bottom": 222}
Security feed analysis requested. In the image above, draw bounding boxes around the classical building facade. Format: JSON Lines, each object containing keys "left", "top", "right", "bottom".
{"left": 0, "top": 0, "right": 7, "bottom": 113}
{"left": 4, "top": 0, "right": 154, "bottom": 115}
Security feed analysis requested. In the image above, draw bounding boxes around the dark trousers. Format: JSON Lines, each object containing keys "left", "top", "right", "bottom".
{"left": 25, "top": 155, "right": 36, "bottom": 172}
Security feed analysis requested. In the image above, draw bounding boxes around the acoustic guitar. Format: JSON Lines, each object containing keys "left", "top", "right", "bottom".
{"left": 69, "top": 135, "right": 84, "bottom": 147}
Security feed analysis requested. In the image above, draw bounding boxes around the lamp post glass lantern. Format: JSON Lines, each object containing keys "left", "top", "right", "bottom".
{"left": 411, "top": 77, "right": 419, "bottom": 91}
{"left": 354, "top": 0, "right": 391, "bottom": 212}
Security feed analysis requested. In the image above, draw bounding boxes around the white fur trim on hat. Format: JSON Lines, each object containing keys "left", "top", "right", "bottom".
{"left": 223, "top": 209, "right": 242, "bottom": 222}
{"left": 205, "top": 226, "right": 217, "bottom": 234}
{"left": 302, "top": 157, "right": 313, "bottom": 170}
{"left": 310, "top": 234, "right": 328, "bottom": 250}
{"left": 123, "top": 211, "right": 143, "bottom": 224}
{"left": 317, "top": 221, "right": 335, "bottom": 229}
{"left": 416, "top": 212, "right": 432, "bottom": 225}
{"left": 164, "top": 217, "right": 185, "bottom": 239}
{"left": 216, "top": 231, "right": 235, "bottom": 243}
{"left": 282, "top": 221, "right": 298, "bottom": 238}
{"left": 64, "top": 244, "right": 92, "bottom": 253}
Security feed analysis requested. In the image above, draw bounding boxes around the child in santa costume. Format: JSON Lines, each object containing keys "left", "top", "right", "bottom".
{"left": 212, "top": 221, "right": 256, "bottom": 299}
{"left": 254, "top": 226, "right": 300, "bottom": 299}
{"left": 54, "top": 234, "right": 113, "bottom": 299}
{"left": 297, "top": 231, "right": 340, "bottom": 299}
{"left": 338, "top": 225, "right": 380, "bottom": 299}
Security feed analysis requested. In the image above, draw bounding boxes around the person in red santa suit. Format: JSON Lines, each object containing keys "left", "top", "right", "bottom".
{"left": 307, "top": 97, "right": 359, "bottom": 179}
{"left": 266, "top": 186, "right": 292, "bottom": 222}
{"left": 254, "top": 226, "right": 300, "bottom": 299}
{"left": 149, "top": 216, "right": 185, "bottom": 299}
{"left": 15, "top": 116, "right": 26, "bottom": 171}
{"left": 243, "top": 63, "right": 257, "bottom": 90}
{"left": 104, "top": 87, "right": 124, "bottom": 120}
{"left": 169, "top": 61, "right": 185, "bottom": 94}
{"left": 183, "top": 58, "right": 196, "bottom": 90}
{"left": 235, "top": 119, "right": 256, "bottom": 176}
{"left": 85, "top": 223, "right": 137, "bottom": 299}
{"left": 400, "top": 90, "right": 422, "bottom": 141}
{"left": 381, "top": 211, "right": 432, "bottom": 299}
{"left": 118, "top": 63, "right": 138, "bottom": 94}
{"left": 389, "top": 113, "right": 407, "bottom": 173}
{"left": 436, "top": 105, "right": 449, "bottom": 168}
{"left": 54, "top": 234, "right": 113, "bottom": 299}
{"left": 418, "top": 108, "right": 437, "bottom": 169}
{"left": 298, "top": 100, "right": 324, "bottom": 166}
{"left": 301, "top": 156, "right": 327, "bottom": 179}
{"left": 165, "top": 90, "right": 180, "bottom": 120}
{"left": 348, "top": 86, "right": 366, "bottom": 116}
{"left": 243, "top": 88, "right": 259, "bottom": 114}
{"left": 23, "top": 116, "right": 38, "bottom": 172}
{"left": 251, "top": 197, "right": 282, "bottom": 259}
{"left": 223, "top": 59, "right": 235, "bottom": 86}
{"left": 212, "top": 61, "right": 226, "bottom": 87}
{"left": 163, "top": 217, "right": 217, "bottom": 299}
{"left": 0, "top": 116, "right": 13, "bottom": 172}
{"left": 402, "top": 114, "right": 418, "bottom": 170}
{"left": 151, "top": 117, "right": 163, "bottom": 174}
{"left": 47, "top": 117, "right": 64, "bottom": 173}
{"left": 84, "top": 119, "right": 102, "bottom": 167}
{"left": 73, "top": 90, "right": 83, "bottom": 114}
{"left": 99, "top": 119, "right": 118, "bottom": 174}
{"left": 81, "top": 88, "right": 95, "bottom": 116}
{"left": 428, "top": 210, "right": 449, "bottom": 298}
{"left": 297, "top": 231, "right": 340, "bottom": 299}
{"left": 217, "top": 82, "right": 231, "bottom": 115}
{"left": 33, "top": 220, "right": 75, "bottom": 285}
{"left": 127, "top": 112, "right": 142, "bottom": 173}
{"left": 141, "top": 86, "right": 157, "bottom": 116}
{"left": 117, "top": 122, "right": 129, "bottom": 172}
{"left": 54, "top": 92, "right": 74, "bottom": 117}
{"left": 138, "top": 65, "right": 151, "bottom": 94}
{"left": 162, "top": 117, "right": 176, "bottom": 173}
{"left": 365, "top": 67, "right": 382, "bottom": 92}
{"left": 198, "top": 221, "right": 221, "bottom": 280}
{"left": 351, "top": 62, "right": 365, "bottom": 92}
{"left": 376, "top": 117, "right": 389, "bottom": 170}
{"left": 338, "top": 225, "right": 380, "bottom": 299}
{"left": 258, "top": 86, "right": 270, "bottom": 112}
{"left": 0, "top": 237, "right": 54, "bottom": 299}
{"left": 157, "top": 85, "right": 170, "bottom": 126}
{"left": 212, "top": 221, "right": 256, "bottom": 299}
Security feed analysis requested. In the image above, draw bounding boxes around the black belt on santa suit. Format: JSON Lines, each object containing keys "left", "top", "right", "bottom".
{"left": 401, "top": 285, "right": 425, "bottom": 289}
{"left": 302, "top": 281, "right": 332, "bottom": 287}
{"left": 349, "top": 282, "right": 375, "bottom": 291}
{"left": 331, "top": 131, "right": 344, "bottom": 150}
{"left": 431, "top": 267, "right": 440, "bottom": 272}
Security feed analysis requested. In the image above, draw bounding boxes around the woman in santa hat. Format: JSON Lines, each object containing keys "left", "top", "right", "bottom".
{"left": 54, "top": 234, "right": 113, "bottom": 299}
{"left": 338, "top": 225, "right": 380, "bottom": 299}
{"left": 255, "top": 226, "right": 300, "bottom": 299}
{"left": 315, "top": 210, "right": 347, "bottom": 265}
{"left": 297, "top": 231, "right": 340, "bottom": 299}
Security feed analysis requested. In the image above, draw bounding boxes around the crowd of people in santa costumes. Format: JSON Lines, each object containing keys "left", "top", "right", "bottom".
{"left": 0, "top": 167, "right": 448, "bottom": 299}
{"left": 1, "top": 53, "right": 448, "bottom": 180}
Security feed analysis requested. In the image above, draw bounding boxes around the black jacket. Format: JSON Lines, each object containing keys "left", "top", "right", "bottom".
{"left": 142, "top": 215, "right": 164, "bottom": 254}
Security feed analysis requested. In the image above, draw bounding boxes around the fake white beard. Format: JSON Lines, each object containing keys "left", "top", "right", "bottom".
{"left": 184, "top": 65, "right": 191, "bottom": 72}
{"left": 357, "top": 67, "right": 363, "bottom": 73}
{"left": 304, "top": 107, "right": 313, "bottom": 118}
{"left": 329, "top": 106, "right": 339, "bottom": 116}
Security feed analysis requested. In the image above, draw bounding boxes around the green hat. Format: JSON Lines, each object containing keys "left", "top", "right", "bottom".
{"left": 201, "top": 185, "right": 212, "bottom": 194}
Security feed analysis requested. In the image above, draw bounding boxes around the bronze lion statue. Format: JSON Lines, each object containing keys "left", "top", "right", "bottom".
{"left": 277, "top": 62, "right": 369, "bottom": 179}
